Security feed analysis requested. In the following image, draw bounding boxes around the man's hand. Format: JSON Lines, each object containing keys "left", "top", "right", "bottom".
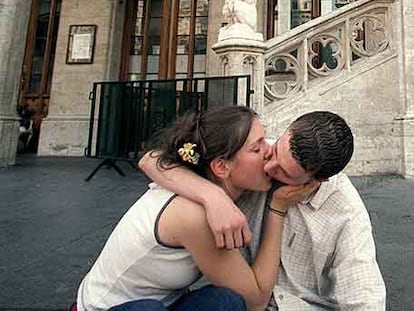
{"left": 204, "top": 191, "right": 252, "bottom": 250}
{"left": 271, "top": 181, "right": 321, "bottom": 211}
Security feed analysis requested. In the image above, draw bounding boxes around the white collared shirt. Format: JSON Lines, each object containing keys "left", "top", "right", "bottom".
{"left": 237, "top": 173, "right": 386, "bottom": 310}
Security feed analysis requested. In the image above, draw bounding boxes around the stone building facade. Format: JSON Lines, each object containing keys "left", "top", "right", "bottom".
{"left": 0, "top": 1, "right": 31, "bottom": 166}
{"left": 0, "top": 0, "right": 413, "bottom": 178}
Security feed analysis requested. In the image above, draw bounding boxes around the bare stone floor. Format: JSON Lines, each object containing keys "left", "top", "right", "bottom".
{"left": 0, "top": 155, "right": 413, "bottom": 311}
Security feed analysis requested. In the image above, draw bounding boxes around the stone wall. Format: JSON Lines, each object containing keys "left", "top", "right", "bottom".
{"left": 262, "top": 54, "right": 404, "bottom": 176}
{"left": 206, "top": 0, "right": 266, "bottom": 77}
{"left": 0, "top": 0, "right": 31, "bottom": 166}
{"left": 254, "top": 0, "right": 411, "bottom": 177}
{"left": 38, "top": 0, "right": 125, "bottom": 156}
{"left": 38, "top": 0, "right": 266, "bottom": 156}
{"left": 31, "top": 0, "right": 414, "bottom": 178}
{"left": 400, "top": 0, "right": 414, "bottom": 178}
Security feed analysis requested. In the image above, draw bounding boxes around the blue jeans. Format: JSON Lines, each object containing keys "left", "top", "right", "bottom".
{"left": 108, "top": 285, "right": 247, "bottom": 311}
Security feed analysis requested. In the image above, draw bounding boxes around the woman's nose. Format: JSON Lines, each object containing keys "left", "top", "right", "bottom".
{"left": 264, "top": 159, "right": 275, "bottom": 172}
{"left": 266, "top": 153, "right": 281, "bottom": 172}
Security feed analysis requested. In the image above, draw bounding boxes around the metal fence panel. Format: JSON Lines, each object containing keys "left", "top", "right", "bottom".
{"left": 85, "top": 76, "right": 251, "bottom": 162}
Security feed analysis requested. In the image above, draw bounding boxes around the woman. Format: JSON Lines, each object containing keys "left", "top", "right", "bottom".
{"left": 76, "top": 106, "right": 318, "bottom": 311}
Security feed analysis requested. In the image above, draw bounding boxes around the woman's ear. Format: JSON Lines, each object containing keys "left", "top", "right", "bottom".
{"left": 209, "top": 158, "right": 230, "bottom": 179}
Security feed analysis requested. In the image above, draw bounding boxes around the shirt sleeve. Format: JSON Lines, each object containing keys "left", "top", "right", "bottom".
{"left": 328, "top": 203, "right": 386, "bottom": 310}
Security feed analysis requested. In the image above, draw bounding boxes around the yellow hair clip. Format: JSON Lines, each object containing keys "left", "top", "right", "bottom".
{"left": 178, "top": 143, "right": 200, "bottom": 165}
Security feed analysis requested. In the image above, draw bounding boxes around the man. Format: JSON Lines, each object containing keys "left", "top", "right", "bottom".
{"left": 139, "top": 111, "right": 386, "bottom": 310}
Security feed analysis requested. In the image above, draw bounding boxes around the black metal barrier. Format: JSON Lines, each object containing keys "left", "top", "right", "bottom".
{"left": 84, "top": 76, "right": 252, "bottom": 181}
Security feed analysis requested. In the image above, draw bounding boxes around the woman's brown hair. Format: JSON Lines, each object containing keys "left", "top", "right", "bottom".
{"left": 155, "top": 106, "right": 258, "bottom": 178}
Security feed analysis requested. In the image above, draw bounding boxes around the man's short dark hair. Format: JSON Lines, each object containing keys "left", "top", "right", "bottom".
{"left": 288, "top": 111, "right": 354, "bottom": 180}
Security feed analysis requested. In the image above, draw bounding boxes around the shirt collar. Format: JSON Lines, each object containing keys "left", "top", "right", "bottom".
{"left": 299, "top": 174, "right": 339, "bottom": 210}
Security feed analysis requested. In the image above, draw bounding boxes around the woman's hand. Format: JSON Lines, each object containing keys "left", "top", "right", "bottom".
{"left": 139, "top": 150, "right": 251, "bottom": 249}
{"left": 271, "top": 181, "right": 321, "bottom": 212}
{"left": 204, "top": 188, "right": 252, "bottom": 249}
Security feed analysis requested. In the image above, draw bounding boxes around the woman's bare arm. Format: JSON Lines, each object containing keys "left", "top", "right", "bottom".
{"left": 139, "top": 151, "right": 251, "bottom": 249}
{"left": 161, "top": 182, "right": 320, "bottom": 310}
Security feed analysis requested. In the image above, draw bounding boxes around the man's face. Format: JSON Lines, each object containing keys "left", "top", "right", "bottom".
{"left": 264, "top": 131, "right": 313, "bottom": 185}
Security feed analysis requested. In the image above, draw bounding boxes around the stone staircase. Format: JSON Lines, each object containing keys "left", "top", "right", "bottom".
{"left": 259, "top": 0, "right": 403, "bottom": 176}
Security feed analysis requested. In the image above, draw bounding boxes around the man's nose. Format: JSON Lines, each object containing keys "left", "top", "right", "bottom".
{"left": 264, "top": 159, "right": 277, "bottom": 172}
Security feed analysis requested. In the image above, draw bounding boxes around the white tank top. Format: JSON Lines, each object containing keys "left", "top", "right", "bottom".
{"left": 77, "top": 183, "right": 201, "bottom": 311}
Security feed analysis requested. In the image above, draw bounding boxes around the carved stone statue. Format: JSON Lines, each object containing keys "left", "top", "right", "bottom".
{"left": 222, "top": 0, "right": 257, "bottom": 32}
{"left": 219, "top": 0, "right": 262, "bottom": 41}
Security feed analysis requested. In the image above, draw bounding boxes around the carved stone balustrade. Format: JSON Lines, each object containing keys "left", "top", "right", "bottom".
{"left": 264, "top": 0, "right": 395, "bottom": 102}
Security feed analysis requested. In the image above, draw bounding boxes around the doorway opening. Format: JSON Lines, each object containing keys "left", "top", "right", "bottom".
{"left": 18, "top": 0, "right": 61, "bottom": 153}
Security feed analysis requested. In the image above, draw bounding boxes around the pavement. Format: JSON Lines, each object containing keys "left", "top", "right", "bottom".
{"left": 0, "top": 155, "right": 413, "bottom": 311}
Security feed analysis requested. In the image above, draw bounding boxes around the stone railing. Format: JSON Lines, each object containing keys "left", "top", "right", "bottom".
{"left": 264, "top": 0, "right": 395, "bottom": 101}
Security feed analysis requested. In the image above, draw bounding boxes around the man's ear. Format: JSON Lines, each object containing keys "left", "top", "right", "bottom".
{"left": 209, "top": 158, "right": 230, "bottom": 179}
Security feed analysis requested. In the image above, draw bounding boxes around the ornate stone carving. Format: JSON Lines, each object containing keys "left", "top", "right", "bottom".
{"left": 308, "top": 32, "right": 344, "bottom": 76}
{"left": 220, "top": 55, "right": 229, "bottom": 75}
{"left": 351, "top": 13, "right": 389, "bottom": 57}
{"left": 218, "top": 0, "right": 263, "bottom": 41}
{"left": 222, "top": 0, "right": 257, "bottom": 31}
{"left": 264, "top": 53, "right": 303, "bottom": 99}
{"left": 264, "top": 1, "right": 393, "bottom": 101}
{"left": 243, "top": 55, "right": 257, "bottom": 67}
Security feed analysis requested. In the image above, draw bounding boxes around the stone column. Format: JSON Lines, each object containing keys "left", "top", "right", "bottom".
{"left": 213, "top": 37, "right": 266, "bottom": 115}
{"left": 400, "top": 0, "right": 414, "bottom": 178}
{"left": 213, "top": 1, "right": 266, "bottom": 114}
{"left": 277, "top": 0, "right": 291, "bottom": 35}
{"left": 0, "top": 0, "right": 31, "bottom": 167}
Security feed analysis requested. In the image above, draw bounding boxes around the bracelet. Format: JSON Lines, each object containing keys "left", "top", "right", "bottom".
{"left": 268, "top": 207, "right": 287, "bottom": 217}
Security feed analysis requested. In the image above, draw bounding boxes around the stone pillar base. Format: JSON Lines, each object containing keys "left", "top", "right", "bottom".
{"left": 0, "top": 116, "right": 20, "bottom": 167}
{"left": 218, "top": 24, "right": 263, "bottom": 42}
{"left": 37, "top": 115, "right": 91, "bottom": 156}
{"left": 212, "top": 37, "right": 266, "bottom": 114}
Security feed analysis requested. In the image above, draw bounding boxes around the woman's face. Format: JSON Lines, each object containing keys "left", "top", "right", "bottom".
{"left": 226, "top": 118, "right": 272, "bottom": 196}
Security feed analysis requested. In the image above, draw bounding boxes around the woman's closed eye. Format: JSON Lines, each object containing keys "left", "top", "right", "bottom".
{"left": 249, "top": 143, "right": 261, "bottom": 153}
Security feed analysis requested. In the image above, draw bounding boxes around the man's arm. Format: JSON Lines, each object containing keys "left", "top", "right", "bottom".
{"left": 138, "top": 151, "right": 252, "bottom": 249}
